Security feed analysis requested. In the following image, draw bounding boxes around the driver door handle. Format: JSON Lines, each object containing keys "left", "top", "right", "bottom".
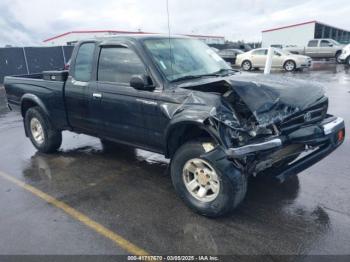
{"left": 92, "top": 93, "right": 102, "bottom": 99}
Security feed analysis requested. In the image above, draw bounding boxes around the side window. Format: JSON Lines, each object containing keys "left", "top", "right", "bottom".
{"left": 74, "top": 43, "right": 95, "bottom": 82}
{"left": 98, "top": 47, "right": 146, "bottom": 84}
{"left": 307, "top": 40, "right": 318, "bottom": 47}
{"left": 252, "top": 49, "right": 267, "bottom": 55}
{"left": 320, "top": 40, "right": 330, "bottom": 47}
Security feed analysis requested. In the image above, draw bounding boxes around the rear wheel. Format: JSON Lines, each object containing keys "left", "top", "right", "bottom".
{"left": 241, "top": 60, "right": 252, "bottom": 71}
{"left": 171, "top": 141, "right": 247, "bottom": 217}
{"left": 284, "top": 60, "right": 296, "bottom": 72}
{"left": 24, "top": 107, "right": 62, "bottom": 153}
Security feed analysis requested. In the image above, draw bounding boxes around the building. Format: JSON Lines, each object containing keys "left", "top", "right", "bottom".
{"left": 43, "top": 30, "right": 225, "bottom": 46}
{"left": 262, "top": 20, "right": 350, "bottom": 47}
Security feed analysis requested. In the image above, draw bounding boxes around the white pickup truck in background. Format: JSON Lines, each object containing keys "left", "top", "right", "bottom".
{"left": 284, "top": 39, "right": 344, "bottom": 63}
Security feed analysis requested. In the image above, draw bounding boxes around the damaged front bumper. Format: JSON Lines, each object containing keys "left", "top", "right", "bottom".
{"left": 225, "top": 116, "right": 345, "bottom": 182}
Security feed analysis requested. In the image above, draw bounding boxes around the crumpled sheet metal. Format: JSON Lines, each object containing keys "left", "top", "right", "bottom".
{"left": 164, "top": 74, "right": 326, "bottom": 148}
{"left": 227, "top": 74, "right": 325, "bottom": 126}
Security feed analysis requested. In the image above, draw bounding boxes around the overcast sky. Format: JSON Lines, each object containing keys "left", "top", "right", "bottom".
{"left": 0, "top": 0, "right": 350, "bottom": 46}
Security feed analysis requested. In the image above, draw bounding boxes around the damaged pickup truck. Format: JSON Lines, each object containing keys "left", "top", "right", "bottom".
{"left": 4, "top": 35, "right": 345, "bottom": 217}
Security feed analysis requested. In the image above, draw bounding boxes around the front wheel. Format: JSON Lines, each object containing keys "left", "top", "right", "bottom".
{"left": 170, "top": 141, "right": 247, "bottom": 217}
{"left": 284, "top": 60, "right": 296, "bottom": 72}
{"left": 24, "top": 106, "right": 62, "bottom": 153}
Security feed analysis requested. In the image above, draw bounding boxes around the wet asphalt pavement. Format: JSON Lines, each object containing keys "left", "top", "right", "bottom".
{"left": 0, "top": 63, "right": 349, "bottom": 256}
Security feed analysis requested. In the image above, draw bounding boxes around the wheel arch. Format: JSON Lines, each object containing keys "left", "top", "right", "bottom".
{"left": 21, "top": 94, "right": 49, "bottom": 118}
{"left": 165, "top": 121, "right": 220, "bottom": 158}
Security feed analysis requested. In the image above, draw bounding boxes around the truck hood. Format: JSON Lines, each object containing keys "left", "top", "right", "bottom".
{"left": 178, "top": 74, "right": 325, "bottom": 126}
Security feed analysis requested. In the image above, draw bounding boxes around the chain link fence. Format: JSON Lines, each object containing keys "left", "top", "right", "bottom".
{"left": 0, "top": 46, "right": 74, "bottom": 83}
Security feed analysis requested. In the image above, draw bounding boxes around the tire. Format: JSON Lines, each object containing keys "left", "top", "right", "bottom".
{"left": 241, "top": 60, "right": 252, "bottom": 71}
{"left": 283, "top": 60, "right": 296, "bottom": 72}
{"left": 170, "top": 141, "right": 247, "bottom": 217}
{"left": 24, "top": 106, "right": 62, "bottom": 153}
{"left": 335, "top": 52, "right": 342, "bottom": 64}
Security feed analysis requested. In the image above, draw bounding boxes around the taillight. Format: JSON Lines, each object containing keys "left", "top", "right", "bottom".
{"left": 337, "top": 129, "right": 345, "bottom": 143}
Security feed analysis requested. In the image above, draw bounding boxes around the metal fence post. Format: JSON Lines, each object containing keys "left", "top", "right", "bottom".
{"left": 61, "top": 46, "right": 67, "bottom": 65}
{"left": 22, "top": 47, "right": 30, "bottom": 74}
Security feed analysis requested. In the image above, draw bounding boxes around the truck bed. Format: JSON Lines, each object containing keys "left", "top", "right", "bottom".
{"left": 4, "top": 71, "right": 69, "bottom": 130}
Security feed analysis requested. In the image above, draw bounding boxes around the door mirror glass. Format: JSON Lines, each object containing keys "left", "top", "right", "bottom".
{"left": 130, "top": 74, "right": 154, "bottom": 91}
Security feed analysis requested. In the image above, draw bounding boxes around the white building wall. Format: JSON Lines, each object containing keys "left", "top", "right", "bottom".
{"left": 262, "top": 23, "right": 315, "bottom": 47}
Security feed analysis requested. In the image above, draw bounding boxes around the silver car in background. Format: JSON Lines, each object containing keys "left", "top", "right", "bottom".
{"left": 236, "top": 48, "right": 312, "bottom": 72}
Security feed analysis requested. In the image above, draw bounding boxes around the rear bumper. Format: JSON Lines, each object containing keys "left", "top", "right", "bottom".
{"left": 226, "top": 116, "right": 345, "bottom": 181}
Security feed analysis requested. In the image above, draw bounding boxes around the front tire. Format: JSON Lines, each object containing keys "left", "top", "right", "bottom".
{"left": 24, "top": 107, "right": 62, "bottom": 153}
{"left": 284, "top": 60, "right": 296, "bottom": 72}
{"left": 241, "top": 60, "right": 252, "bottom": 71}
{"left": 170, "top": 141, "right": 247, "bottom": 217}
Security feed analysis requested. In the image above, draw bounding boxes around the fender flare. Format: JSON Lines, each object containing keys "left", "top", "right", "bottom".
{"left": 164, "top": 119, "right": 222, "bottom": 158}
{"left": 20, "top": 94, "right": 50, "bottom": 117}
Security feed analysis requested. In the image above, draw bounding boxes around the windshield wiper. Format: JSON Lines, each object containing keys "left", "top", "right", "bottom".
{"left": 170, "top": 68, "right": 236, "bottom": 83}
{"left": 206, "top": 68, "right": 236, "bottom": 77}
{"left": 170, "top": 75, "right": 205, "bottom": 82}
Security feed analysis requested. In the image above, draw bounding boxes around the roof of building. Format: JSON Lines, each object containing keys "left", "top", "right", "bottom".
{"left": 262, "top": 20, "right": 350, "bottom": 33}
{"left": 43, "top": 30, "right": 225, "bottom": 42}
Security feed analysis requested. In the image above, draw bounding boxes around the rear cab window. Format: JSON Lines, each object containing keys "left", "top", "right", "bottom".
{"left": 307, "top": 40, "right": 318, "bottom": 47}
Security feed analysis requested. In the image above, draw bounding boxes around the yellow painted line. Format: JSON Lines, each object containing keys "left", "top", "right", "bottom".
{"left": 0, "top": 171, "right": 149, "bottom": 256}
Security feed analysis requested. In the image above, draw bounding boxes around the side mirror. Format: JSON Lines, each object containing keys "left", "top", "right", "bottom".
{"left": 130, "top": 74, "right": 154, "bottom": 91}
{"left": 328, "top": 43, "right": 333, "bottom": 47}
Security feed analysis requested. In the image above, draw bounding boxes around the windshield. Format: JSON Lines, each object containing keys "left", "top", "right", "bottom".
{"left": 143, "top": 38, "right": 231, "bottom": 81}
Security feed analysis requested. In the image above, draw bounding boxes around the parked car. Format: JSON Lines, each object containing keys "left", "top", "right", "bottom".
{"left": 338, "top": 44, "right": 350, "bottom": 65}
{"left": 236, "top": 48, "right": 312, "bottom": 72}
{"left": 218, "top": 49, "right": 244, "bottom": 65}
{"left": 284, "top": 39, "right": 344, "bottom": 63}
{"left": 4, "top": 35, "right": 345, "bottom": 217}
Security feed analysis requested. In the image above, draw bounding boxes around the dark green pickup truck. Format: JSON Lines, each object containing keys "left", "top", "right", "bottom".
{"left": 4, "top": 35, "right": 345, "bottom": 217}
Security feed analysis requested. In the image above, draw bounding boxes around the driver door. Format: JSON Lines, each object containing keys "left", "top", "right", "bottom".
{"left": 95, "top": 45, "right": 159, "bottom": 147}
{"left": 252, "top": 49, "right": 267, "bottom": 67}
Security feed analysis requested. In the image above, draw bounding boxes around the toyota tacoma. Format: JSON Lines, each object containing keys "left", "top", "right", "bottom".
{"left": 4, "top": 35, "right": 345, "bottom": 217}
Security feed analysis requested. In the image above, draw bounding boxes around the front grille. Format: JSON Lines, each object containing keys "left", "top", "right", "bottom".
{"left": 279, "top": 97, "right": 328, "bottom": 133}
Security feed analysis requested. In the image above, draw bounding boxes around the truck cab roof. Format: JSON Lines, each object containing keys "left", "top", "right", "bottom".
{"left": 80, "top": 34, "right": 191, "bottom": 45}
